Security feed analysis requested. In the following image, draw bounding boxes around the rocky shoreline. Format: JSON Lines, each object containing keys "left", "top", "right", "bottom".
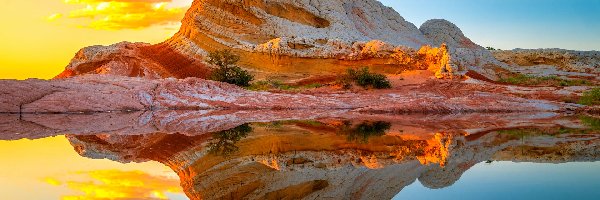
{"left": 1, "top": 74, "right": 587, "bottom": 115}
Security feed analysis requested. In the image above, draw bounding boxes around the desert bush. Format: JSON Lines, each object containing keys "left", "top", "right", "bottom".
{"left": 206, "top": 50, "right": 254, "bottom": 87}
{"left": 342, "top": 67, "right": 391, "bottom": 89}
{"left": 579, "top": 88, "right": 600, "bottom": 106}
{"left": 579, "top": 116, "right": 600, "bottom": 131}
{"left": 580, "top": 115, "right": 600, "bottom": 130}
{"left": 498, "top": 74, "right": 591, "bottom": 87}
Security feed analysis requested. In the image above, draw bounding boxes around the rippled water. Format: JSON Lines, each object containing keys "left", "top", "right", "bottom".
{"left": 1, "top": 112, "right": 599, "bottom": 200}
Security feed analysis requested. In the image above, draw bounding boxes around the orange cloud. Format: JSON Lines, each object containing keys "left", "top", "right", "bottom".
{"left": 50, "top": 0, "right": 187, "bottom": 30}
{"left": 45, "top": 170, "right": 184, "bottom": 200}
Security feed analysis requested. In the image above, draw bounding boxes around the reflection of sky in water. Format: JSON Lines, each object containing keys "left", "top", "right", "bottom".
{"left": 395, "top": 161, "right": 600, "bottom": 200}
{"left": 0, "top": 136, "right": 188, "bottom": 200}
{"left": 46, "top": 170, "right": 185, "bottom": 200}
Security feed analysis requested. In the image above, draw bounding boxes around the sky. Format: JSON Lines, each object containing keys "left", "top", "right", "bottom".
{"left": 0, "top": 0, "right": 192, "bottom": 80}
{"left": 0, "top": 0, "right": 598, "bottom": 80}
{"left": 381, "top": 0, "right": 600, "bottom": 51}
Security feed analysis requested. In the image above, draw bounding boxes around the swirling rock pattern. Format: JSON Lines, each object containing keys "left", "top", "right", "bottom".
{"left": 56, "top": 0, "right": 505, "bottom": 80}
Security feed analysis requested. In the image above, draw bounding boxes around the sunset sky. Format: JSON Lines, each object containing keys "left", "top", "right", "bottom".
{"left": 0, "top": 0, "right": 598, "bottom": 80}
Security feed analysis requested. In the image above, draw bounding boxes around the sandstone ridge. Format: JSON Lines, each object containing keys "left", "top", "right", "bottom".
{"left": 0, "top": 75, "right": 574, "bottom": 114}
{"left": 492, "top": 49, "right": 600, "bottom": 80}
{"left": 57, "top": 0, "right": 504, "bottom": 80}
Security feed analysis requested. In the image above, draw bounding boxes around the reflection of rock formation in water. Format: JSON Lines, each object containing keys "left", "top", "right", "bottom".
{"left": 63, "top": 117, "right": 600, "bottom": 200}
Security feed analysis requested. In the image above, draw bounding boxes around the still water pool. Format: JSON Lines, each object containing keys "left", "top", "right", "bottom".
{"left": 1, "top": 112, "right": 599, "bottom": 199}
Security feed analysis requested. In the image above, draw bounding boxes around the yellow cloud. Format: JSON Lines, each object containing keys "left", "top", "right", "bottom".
{"left": 44, "top": 177, "right": 64, "bottom": 186}
{"left": 46, "top": 13, "right": 64, "bottom": 22}
{"left": 45, "top": 170, "right": 183, "bottom": 200}
{"left": 52, "top": 0, "right": 187, "bottom": 30}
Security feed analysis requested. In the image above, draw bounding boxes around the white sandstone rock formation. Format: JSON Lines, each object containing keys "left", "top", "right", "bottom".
{"left": 168, "top": 0, "right": 430, "bottom": 56}
{"left": 58, "top": 42, "right": 162, "bottom": 79}
{"left": 56, "top": 42, "right": 210, "bottom": 79}
{"left": 58, "top": 0, "right": 506, "bottom": 80}
{"left": 492, "top": 48, "right": 600, "bottom": 79}
{"left": 420, "top": 19, "right": 506, "bottom": 79}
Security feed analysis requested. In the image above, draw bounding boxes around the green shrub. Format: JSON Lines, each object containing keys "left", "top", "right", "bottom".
{"left": 343, "top": 67, "right": 391, "bottom": 89}
{"left": 579, "top": 88, "right": 600, "bottom": 106}
{"left": 498, "top": 74, "right": 553, "bottom": 85}
{"left": 580, "top": 115, "right": 600, "bottom": 130}
{"left": 498, "top": 74, "right": 591, "bottom": 87}
{"left": 206, "top": 50, "right": 254, "bottom": 87}
{"left": 558, "top": 78, "right": 591, "bottom": 86}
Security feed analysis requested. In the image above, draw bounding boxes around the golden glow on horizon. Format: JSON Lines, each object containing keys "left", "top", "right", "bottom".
{"left": 53, "top": 0, "right": 186, "bottom": 30}
{"left": 0, "top": 136, "right": 185, "bottom": 199}
{"left": 0, "top": 0, "right": 193, "bottom": 80}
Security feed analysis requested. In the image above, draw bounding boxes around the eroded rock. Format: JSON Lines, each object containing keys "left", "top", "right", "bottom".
{"left": 56, "top": 42, "right": 211, "bottom": 79}
{"left": 0, "top": 75, "right": 574, "bottom": 114}
{"left": 56, "top": 0, "right": 507, "bottom": 80}
{"left": 492, "top": 48, "right": 600, "bottom": 80}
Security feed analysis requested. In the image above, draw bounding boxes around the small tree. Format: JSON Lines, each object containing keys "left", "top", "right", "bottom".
{"left": 206, "top": 50, "right": 254, "bottom": 87}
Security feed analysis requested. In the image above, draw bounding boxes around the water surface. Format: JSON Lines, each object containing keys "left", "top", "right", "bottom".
{"left": 0, "top": 136, "right": 188, "bottom": 200}
{"left": 1, "top": 112, "right": 599, "bottom": 199}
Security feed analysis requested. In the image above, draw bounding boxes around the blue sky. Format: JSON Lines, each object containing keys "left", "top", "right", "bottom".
{"left": 379, "top": 0, "right": 600, "bottom": 50}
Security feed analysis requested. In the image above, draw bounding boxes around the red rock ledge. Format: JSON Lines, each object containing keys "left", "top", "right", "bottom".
{"left": 0, "top": 75, "right": 572, "bottom": 114}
